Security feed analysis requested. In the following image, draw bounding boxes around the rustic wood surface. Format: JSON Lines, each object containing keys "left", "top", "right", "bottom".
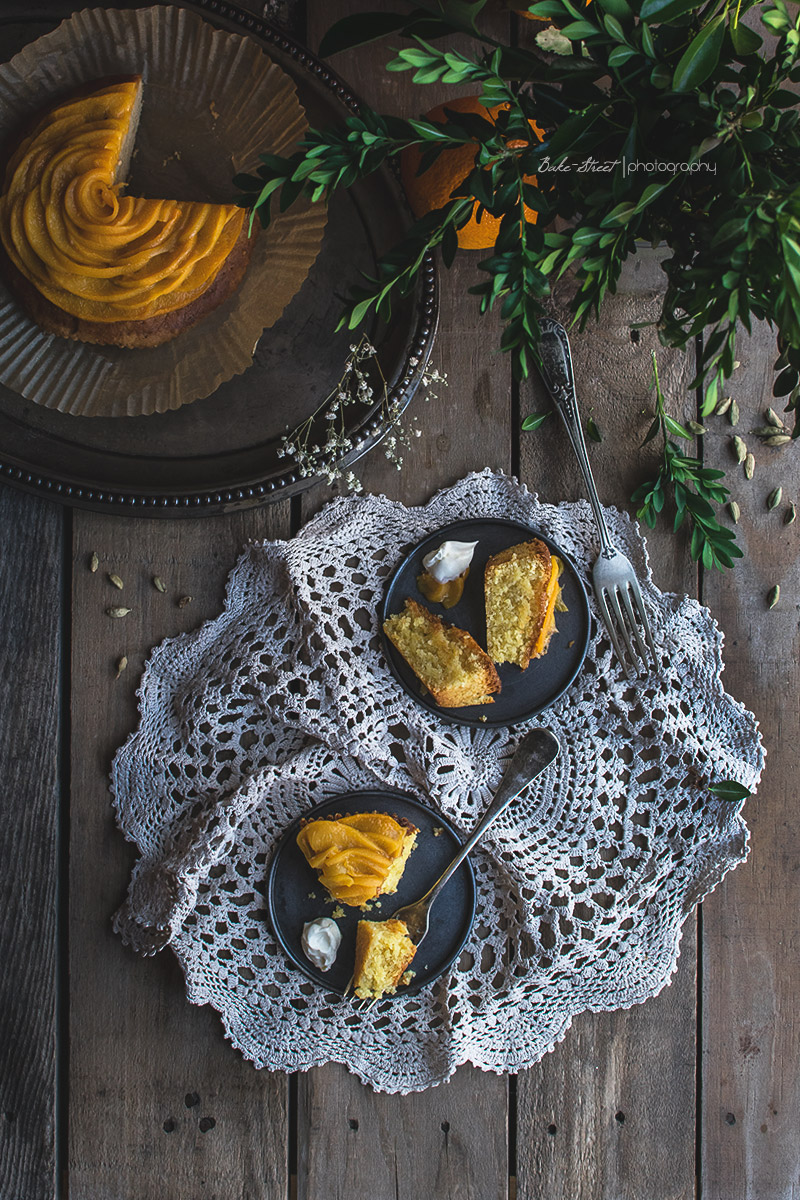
{"left": 0, "top": 2, "right": 797, "bottom": 1198}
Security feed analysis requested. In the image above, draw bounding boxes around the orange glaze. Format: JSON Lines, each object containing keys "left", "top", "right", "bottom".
{"left": 417, "top": 567, "right": 469, "bottom": 608}
{"left": 0, "top": 78, "right": 245, "bottom": 323}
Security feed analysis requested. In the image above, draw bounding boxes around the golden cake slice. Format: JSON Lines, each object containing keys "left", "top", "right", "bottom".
{"left": 383, "top": 597, "right": 500, "bottom": 707}
{"left": 0, "top": 76, "right": 255, "bottom": 347}
{"left": 353, "top": 918, "right": 417, "bottom": 1000}
{"left": 296, "top": 812, "right": 418, "bottom": 907}
{"left": 485, "top": 540, "right": 564, "bottom": 668}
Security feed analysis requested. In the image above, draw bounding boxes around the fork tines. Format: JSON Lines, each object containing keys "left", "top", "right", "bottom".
{"left": 595, "top": 576, "right": 658, "bottom": 679}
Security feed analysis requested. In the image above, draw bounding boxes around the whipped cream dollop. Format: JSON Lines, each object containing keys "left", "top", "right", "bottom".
{"left": 422, "top": 540, "right": 478, "bottom": 583}
{"left": 301, "top": 918, "right": 342, "bottom": 971}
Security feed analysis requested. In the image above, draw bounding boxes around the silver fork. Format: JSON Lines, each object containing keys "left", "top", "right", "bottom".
{"left": 537, "top": 317, "right": 658, "bottom": 678}
{"left": 388, "top": 728, "right": 560, "bottom": 947}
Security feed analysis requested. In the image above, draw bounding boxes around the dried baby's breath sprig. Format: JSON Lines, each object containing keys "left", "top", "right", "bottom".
{"left": 277, "top": 334, "right": 446, "bottom": 492}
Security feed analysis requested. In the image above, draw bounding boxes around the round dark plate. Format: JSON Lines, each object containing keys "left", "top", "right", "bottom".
{"left": 0, "top": 2, "right": 437, "bottom": 515}
{"left": 265, "top": 790, "right": 476, "bottom": 997}
{"left": 381, "top": 518, "right": 591, "bottom": 728}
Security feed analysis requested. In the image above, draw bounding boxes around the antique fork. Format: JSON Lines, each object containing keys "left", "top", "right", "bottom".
{"left": 388, "top": 728, "right": 560, "bottom": 948}
{"left": 537, "top": 317, "right": 658, "bottom": 678}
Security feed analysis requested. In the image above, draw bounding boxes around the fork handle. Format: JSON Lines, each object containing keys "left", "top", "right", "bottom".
{"left": 418, "top": 729, "right": 560, "bottom": 908}
{"left": 538, "top": 319, "right": 616, "bottom": 559}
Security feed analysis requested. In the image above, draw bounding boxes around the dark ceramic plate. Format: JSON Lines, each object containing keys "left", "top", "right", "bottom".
{"left": 0, "top": 1, "right": 436, "bottom": 515}
{"left": 381, "top": 518, "right": 591, "bottom": 728}
{"left": 265, "top": 791, "right": 476, "bottom": 997}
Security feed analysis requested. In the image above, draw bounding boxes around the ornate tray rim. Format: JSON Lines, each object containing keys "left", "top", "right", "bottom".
{"left": 0, "top": 0, "right": 438, "bottom": 516}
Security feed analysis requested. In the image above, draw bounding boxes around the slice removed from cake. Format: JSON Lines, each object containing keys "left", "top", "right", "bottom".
{"left": 485, "top": 540, "right": 564, "bottom": 668}
{"left": 296, "top": 812, "right": 418, "bottom": 907}
{"left": 353, "top": 918, "right": 417, "bottom": 1000}
{"left": 383, "top": 597, "right": 500, "bottom": 707}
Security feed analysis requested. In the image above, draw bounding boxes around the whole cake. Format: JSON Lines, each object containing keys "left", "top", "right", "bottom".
{"left": 485, "top": 539, "right": 564, "bottom": 668}
{"left": 296, "top": 812, "right": 418, "bottom": 907}
{"left": 0, "top": 76, "right": 255, "bottom": 348}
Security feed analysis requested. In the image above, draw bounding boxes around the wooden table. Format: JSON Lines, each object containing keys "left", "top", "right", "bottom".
{"left": 1, "top": 3, "right": 798, "bottom": 1197}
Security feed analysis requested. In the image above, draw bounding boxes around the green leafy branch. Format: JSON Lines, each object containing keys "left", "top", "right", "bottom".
{"left": 631, "top": 354, "right": 743, "bottom": 569}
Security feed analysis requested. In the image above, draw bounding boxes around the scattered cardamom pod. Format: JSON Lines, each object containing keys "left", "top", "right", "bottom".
{"left": 153, "top": 576, "right": 166, "bottom": 593}
{"left": 716, "top": 396, "right": 733, "bottom": 416}
{"left": 732, "top": 436, "right": 747, "bottom": 463}
{"left": 177, "top": 595, "right": 193, "bottom": 608}
{"left": 753, "top": 426, "right": 780, "bottom": 438}
{"left": 89, "top": 551, "right": 99, "bottom": 573}
{"left": 106, "top": 606, "right": 132, "bottom": 618}
{"left": 767, "top": 486, "right": 783, "bottom": 510}
{"left": 785, "top": 502, "right": 797, "bottom": 525}
{"left": 733, "top": 360, "right": 741, "bottom": 369}
{"left": 115, "top": 655, "right": 128, "bottom": 680}
{"left": 688, "top": 420, "right": 706, "bottom": 436}
{"left": 728, "top": 501, "right": 741, "bottom": 523}
{"left": 767, "top": 584, "right": 780, "bottom": 609}
{"left": 744, "top": 452, "right": 756, "bottom": 479}
{"left": 108, "top": 573, "right": 124, "bottom": 590}
{"left": 764, "top": 434, "right": 792, "bottom": 447}
{"left": 729, "top": 400, "right": 740, "bottom": 426}
{"left": 765, "top": 407, "right": 786, "bottom": 429}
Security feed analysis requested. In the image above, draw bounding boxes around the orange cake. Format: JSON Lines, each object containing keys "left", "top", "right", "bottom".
{"left": 0, "top": 76, "right": 255, "bottom": 348}
{"left": 485, "top": 540, "right": 565, "bottom": 668}
{"left": 383, "top": 597, "right": 500, "bottom": 707}
{"left": 353, "top": 918, "right": 417, "bottom": 1000}
{"left": 296, "top": 812, "right": 418, "bottom": 907}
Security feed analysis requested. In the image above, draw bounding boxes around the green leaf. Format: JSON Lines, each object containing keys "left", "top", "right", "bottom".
{"left": 608, "top": 45, "right": 637, "bottom": 67}
{"left": 522, "top": 410, "right": 551, "bottom": 431}
{"left": 709, "top": 780, "right": 752, "bottom": 802}
{"left": 729, "top": 20, "right": 763, "bottom": 55}
{"left": 672, "top": 15, "right": 725, "bottom": 92}
{"left": 640, "top": 0, "right": 699, "bottom": 22}
{"left": 585, "top": 415, "right": 602, "bottom": 442}
{"left": 664, "top": 414, "right": 693, "bottom": 438}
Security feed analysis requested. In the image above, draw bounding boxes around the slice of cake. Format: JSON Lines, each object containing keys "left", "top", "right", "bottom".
{"left": 296, "top": 812, "right": 418, "bottom": 907}
{"left": 0, "top": 77, "right": 255, "bottom": 348}
{"left": 353, "top": 919, "right": 417, "bottom": 1000}
{"left": 485, "top": 540, "right": 564, "bottom": 668}
{"left": 383, "top": 597, "right": 500, "bottom": 707}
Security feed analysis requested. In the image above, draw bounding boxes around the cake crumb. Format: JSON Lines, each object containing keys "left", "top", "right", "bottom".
{"left": 209, "top": 100, "right": 220, "bottom": 121}
{"left": 433, "top": 826, "right": 443, "bottom": 837}
{"left": 307, "top": 891, "right": 317, "bottom": 900}
{"left": 330, "top": 905, "right": 345, "bottom": 919}
{"left": 400, "top": 970, "right": 416, "bottom": 986}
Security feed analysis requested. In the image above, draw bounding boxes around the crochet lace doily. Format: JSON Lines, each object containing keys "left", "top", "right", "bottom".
{"left": 111, "top": 470, "right": 764, "bottom": 1094}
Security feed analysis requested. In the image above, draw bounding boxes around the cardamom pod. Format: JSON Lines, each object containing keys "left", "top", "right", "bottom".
{"left": 729, "top": 501, "right": 741, "bottom": 523}
{"left": 177, "top": 595, "right": 193, "bottom": 608}
{"left": 767, "top": 487, "right": 782, "bottom": 510}
{"left": 753, "top": 426, "right": 780, "bottom": 438}
{"left": 785, "top": 503, "right": 796, "bottom": 525}
{"left": 108, "top": 573, "right": 124, "bottom": 590}
{"left": 729, "top": 400, "right": 740, "bottom": 426}
{"left": 153, "top": 576, "right": 166, "bottom": 593}
{"left": 716, "top": 396, "right": 733, "bottom": 416}
{"left": 89, "top": 551, "right": 99, "bottom": 573}
{"left": 764, "top": 434, "right": 792, "bottom": 447}
{"left": 688, "top": 420, "right": 706, "bottom": 436}
{"left": 766, "top": 407, "right": 786, "bottom": 429}
{"left": 767, "top": 584, "right": 780, "bottom": 609}
{"left": 106, "top": 606, "right": 132, "bottom": 618}
{"left": 732, "top": 436, "right": 747, "bottom": 463}
{"left": 115, "top": 655, "right": 128, "bottom": 680}
{"left": 733, "top": 360, "right": 741, "bottom": 369}
{"left": 744, "top": 452, "right": 755, "bottom": 479}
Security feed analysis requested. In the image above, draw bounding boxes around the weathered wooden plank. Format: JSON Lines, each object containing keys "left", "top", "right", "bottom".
{"left": 517, "top": 281, "right": 699, "bottom": 1200}
{"left": 0, "top": 486, "right": 63, "bottom": 1200}
{"left": 700, "top": 321, "right": 800, "bottom": 1200}
{"left": 68, "top": 506, "right": 292, "bottom": 1200}
{"left": 296, "top": 6, "right": 511, "bottom": 1198}
{"left": 300, "top": 1064, "right": 508, "bottom": 1200}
